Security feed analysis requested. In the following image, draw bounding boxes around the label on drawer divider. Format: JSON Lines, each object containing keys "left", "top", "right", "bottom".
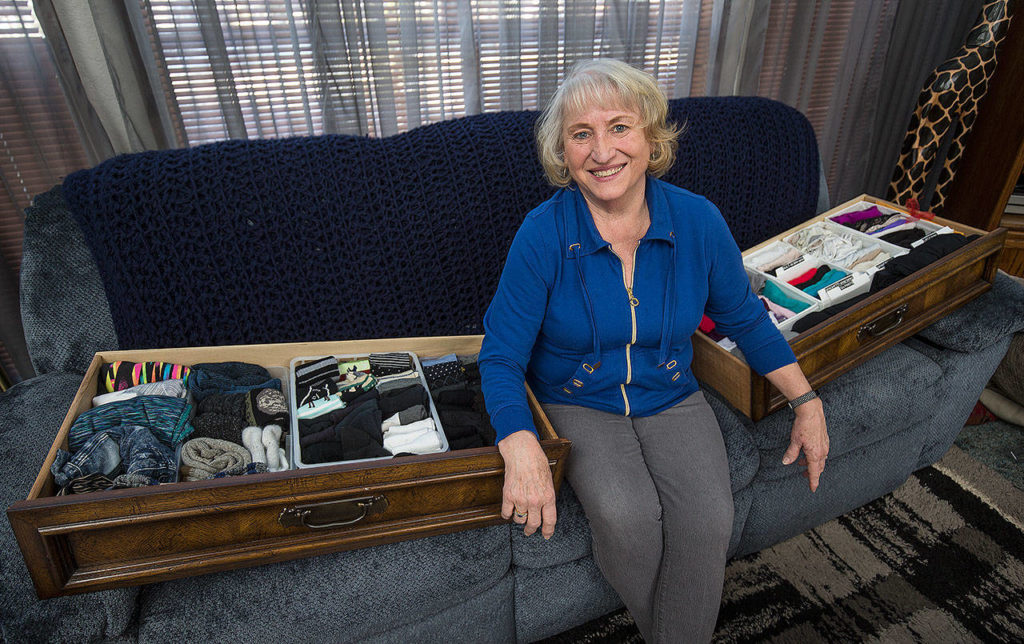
{"left": 773, "top": 254, "right": 813, "bottom": 281}
{"left": 817, "top": 272, "right": 870, "bottom": 306}
{"left": 911, "top": 226, "right": 955, "bottom": 248}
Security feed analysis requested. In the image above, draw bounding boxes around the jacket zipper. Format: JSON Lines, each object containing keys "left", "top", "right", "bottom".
{"left": 619, "top": 245, "right": 640, "bottom": 416}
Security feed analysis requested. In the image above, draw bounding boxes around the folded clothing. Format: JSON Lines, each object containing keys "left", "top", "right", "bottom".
{"left": 421, "top": 354, "right": 466, "bottom": 390}
{"left": 369, "top": 352, "right": 413, "bottom": 377}
{"left": 295, "top": 357, "right": 340, "bottom": 405}
{"left": 379, "top": 383, "right": 429, "bottom": 419}
{"left": 384, "top": 419, "right": 442, "bottom": 455}
{"left": 301, "top": 400, "right": 388, "bottom": 464}
{"left": 98, "top": 361, "right": 191, "bottom": 394}
{"left": 180, "top": 437, "right": 252, "bottom": 481}
{"left": 52, "top": 424, "right": 177, "bottom": 490}
{"left": 870, "top": 234, "right": 974, "bottom": 292}
{"left": 760, "top": 280, "right": 811, "bottom": 313}
{"left": 338, "top": 372, "right": 378, "bottom": 403}
{"left": 188, "top": 362, "right": 280, "bottom": 402}
{"left": 803, "top": 269, "right": 848, "bottom": 298}
{"left": 68, "top": 395, "right": 193, "bottom": 452}
{"left": 430, "top": 361, "right": 496, "bottom": 449}
{"left": 879, "top": 227, "right": 928, "bottom": 248}
{"left": 93, "top": 378, "right": 188, "bottom": 407}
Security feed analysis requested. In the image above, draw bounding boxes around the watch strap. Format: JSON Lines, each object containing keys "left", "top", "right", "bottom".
{"left": 787, "top": 390, "right": 819, "bottom": 410}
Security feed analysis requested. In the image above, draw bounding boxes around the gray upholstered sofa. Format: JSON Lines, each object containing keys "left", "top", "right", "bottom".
{"left": 3, "top": 96, "right": 1023, "bottom": 643}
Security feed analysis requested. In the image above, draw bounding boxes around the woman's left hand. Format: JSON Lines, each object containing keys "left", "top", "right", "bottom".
{"left": 781, "top": 397, "right": 829, "bottom": 492}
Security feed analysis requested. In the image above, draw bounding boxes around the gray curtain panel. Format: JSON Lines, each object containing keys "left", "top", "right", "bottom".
{"left": 34, "top": 0, "right": 181, "bottom": 162}
{"left": 861, "top": 0, "right": 985, "bottom": 200}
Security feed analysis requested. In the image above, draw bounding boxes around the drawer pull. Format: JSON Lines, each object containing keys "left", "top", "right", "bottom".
{"left": 857, "top": 305, "right": 909, "bottom": 342}
{"left": 279, "top": 495, "right": 389, "bottom": 529}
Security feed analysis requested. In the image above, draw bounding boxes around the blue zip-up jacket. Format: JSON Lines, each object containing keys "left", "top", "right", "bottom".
{"left": 479, "top": 178, "right": 797, "bottom": 442}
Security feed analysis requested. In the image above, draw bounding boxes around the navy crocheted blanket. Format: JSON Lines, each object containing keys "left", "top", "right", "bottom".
{"left": 63, "top": 96, "right": 820, "bottom": 350}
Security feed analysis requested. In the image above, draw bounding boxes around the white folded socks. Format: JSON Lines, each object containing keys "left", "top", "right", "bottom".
{"left": 242, "top": 424, "right": 289, "bottom": 471}
{"left": 383, "top": 419, "right": 441, "bottom": 454}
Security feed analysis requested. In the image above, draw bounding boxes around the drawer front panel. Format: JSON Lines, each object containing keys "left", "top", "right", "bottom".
{"left": 10, "top": 404, "right": 569, "bottom": 598}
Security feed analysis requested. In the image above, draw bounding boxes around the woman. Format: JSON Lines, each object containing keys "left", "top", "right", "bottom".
{"left": 478, "top": 59, "right": 828, "bottom": 642}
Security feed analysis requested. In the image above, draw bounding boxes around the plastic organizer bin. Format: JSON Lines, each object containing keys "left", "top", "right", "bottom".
{"left": 288, "top": 351, "right": 448, "bottom": 468}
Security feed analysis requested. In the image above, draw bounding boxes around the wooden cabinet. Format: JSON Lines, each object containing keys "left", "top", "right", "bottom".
{"left": 941, "top": 16, "right": 1024, "bottom": 277}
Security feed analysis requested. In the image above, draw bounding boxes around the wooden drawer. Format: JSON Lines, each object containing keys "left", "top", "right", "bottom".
{"left": 692, "top": 194, "right": 1006, "bottom": 421}
{"left": 7, "top": 335, "right": 570, "bottom": 599}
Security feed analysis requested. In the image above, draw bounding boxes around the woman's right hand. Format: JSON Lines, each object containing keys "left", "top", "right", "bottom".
{"left": 498, "top": 430, "right": 557, "bottom": 539}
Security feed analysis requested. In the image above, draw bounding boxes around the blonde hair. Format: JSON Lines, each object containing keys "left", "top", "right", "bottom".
{"left": 536, "top": 59, "right": 681, "bottom": 187}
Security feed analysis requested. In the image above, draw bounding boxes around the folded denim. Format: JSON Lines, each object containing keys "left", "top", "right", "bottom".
{"left": 92, "top": 378, "right": 188, "bottom": 407}
{"left": 180, "top": 437, "right": 252, "bottom": 481}
{"left": 117, "top": 424, "right": 178, "bottom": 483}
{"left": 52, "top": 430, "right": 124, "bottom": 488}
{"left": 53, "top": 424, "right": 177, "bottom": 489}
{"left": 68, "top": 396, "right": 194, "bottom": 452}
{"left": 188, "top": 362, "right": 280, "bottom": 402}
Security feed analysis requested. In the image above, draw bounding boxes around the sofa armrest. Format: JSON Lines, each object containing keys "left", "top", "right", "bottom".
{"left": 915, "top": 272, "right": 1024, "bottom": 353}
{"left": 0, "top": 372, "right": 138, "bottom": 641}
{"left": 20, "top": 186, "right": 118, "bottom": 376}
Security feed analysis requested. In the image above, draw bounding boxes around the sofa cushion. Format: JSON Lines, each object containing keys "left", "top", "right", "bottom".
{"left": 0, "top": 372, "right": 138, "bottom": 642}
{"left": 19, "top": 186, "right": 118, "bottom": 375}
{"left": 751, "top": 342, "right": 943, "bottom": 481}
{"left": 704, "top": 387, "right": 761, "bottom": 492}
{"left": 137, "top": 523, "right": 511, "bottom": 643}
{"left": 915, "top": 272, "right": 1024, "bottom": 352}
{"left": 513, "top": 555, "right": 622, "bottom": 643}
{"left": 511, "top": 482, "right": 592, "bottom": 569}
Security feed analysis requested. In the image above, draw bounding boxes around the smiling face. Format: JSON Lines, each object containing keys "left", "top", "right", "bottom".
{"left": 562, "top": 103, "right": 654, "bottom": 217}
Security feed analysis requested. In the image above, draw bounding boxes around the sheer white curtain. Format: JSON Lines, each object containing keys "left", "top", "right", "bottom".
{"left": 130, "top": 0, "right": 907, "bottom": 202}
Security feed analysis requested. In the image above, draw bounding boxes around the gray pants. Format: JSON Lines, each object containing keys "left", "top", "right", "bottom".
{"left": 543, "top": 391, "right": 733, "bottom": 643}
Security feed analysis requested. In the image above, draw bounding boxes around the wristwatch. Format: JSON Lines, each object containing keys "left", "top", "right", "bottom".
{"left": 787, "top": 390, "right": 819, "bottom": 411}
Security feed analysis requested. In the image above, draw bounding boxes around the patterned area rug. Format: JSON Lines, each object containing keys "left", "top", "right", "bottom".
{"left": 542, "top": 447, "right": 1024, "bottom": 643}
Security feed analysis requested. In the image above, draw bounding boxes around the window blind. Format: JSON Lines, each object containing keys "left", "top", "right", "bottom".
{"left": 0, "top": 0, "right": 90, "bottom": 383}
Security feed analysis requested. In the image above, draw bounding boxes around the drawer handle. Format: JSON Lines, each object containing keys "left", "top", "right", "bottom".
{"left": 857, "top": 304, "right": 909, "bottom": 342}
{"left": 279, "top": 495, "right": 389, "bottom": 529}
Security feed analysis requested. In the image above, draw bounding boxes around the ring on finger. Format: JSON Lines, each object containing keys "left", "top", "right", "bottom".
{"left": 513, "top": 507, "right": 528, "bottom": 518}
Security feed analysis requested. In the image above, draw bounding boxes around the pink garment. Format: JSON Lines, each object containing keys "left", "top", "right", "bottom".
{"left": 758, "top": 295, "right": 796, "bottom": 322}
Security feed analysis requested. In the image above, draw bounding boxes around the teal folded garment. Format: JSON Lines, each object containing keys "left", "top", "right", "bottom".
{"left": 761, "top": 280, "right": 812, "bottom": 313}
{"left": 803, "top": 269, "right": 848, "bottom": 297}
